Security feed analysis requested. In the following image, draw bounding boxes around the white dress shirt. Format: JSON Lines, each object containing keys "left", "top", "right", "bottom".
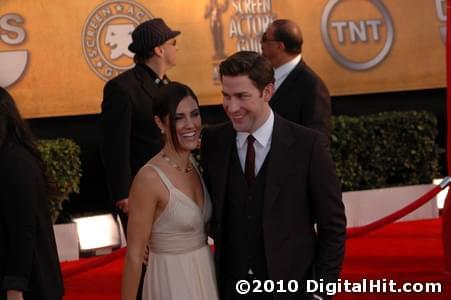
{"left": 235, "top": 110, "right": 274, "bottom": 176}
{"left": 274, "top": 54, "right": 302, "bottom": 91}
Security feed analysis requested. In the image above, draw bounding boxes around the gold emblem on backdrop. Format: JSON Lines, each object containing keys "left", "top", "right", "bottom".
{"left": 82, "top": 0, "right": 153, "bottom": 81}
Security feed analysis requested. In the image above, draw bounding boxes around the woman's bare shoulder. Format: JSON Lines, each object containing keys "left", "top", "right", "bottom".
{"left": 131, "top": 158, "right": 167, "bottom": 196}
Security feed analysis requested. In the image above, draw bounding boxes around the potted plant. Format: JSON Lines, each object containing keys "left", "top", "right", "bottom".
{"left": 37, "top": 138, "right": 82, "bottom": 261}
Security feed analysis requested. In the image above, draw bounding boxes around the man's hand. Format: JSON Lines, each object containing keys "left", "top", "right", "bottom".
{"left": 7, "top": 290, "right": 24, "bottom": 300}
{"left": 116, "top": 198, "right": 129, "bottom": 214}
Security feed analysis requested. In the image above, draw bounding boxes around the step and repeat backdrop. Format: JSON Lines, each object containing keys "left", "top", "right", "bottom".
{"left": 0, "top": 0, "right": 446, "bottom": 118}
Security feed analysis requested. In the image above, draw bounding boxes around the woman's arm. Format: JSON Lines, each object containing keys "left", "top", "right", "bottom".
{"left": 121, "top": 168, "right": 161, "bottom": 300}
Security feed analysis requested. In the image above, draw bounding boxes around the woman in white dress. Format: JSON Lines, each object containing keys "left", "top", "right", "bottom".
{"left": 121, "top": 82, "right": 218, "bottom": 300}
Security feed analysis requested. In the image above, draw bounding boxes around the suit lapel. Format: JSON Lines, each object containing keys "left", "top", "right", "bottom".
{"left": 271, "top": 60, "right": 305, "bottom": 105}
{"left": 263, "top": 115, "right": 296, "bottom": 219}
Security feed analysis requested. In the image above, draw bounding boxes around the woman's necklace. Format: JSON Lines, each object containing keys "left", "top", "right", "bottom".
{"left": 161, "top": 152, "right": 193, "bottom": 173}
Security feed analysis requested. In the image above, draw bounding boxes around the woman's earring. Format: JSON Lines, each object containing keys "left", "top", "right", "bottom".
{"left": 161, "top": 129, "right": 165, "bottom": 134}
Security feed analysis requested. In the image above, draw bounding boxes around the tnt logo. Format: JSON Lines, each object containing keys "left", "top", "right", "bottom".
{"left": 321, "top": 0, "right": 394, "bottom": 71}
{"left": 435, "top": 0, "right": 446, "bottom": 43}
{"left": 0, "top": 13, "right": 28, "bottom": 87}
{"left": 82, "top": 0, "right": 153, "bottom": 81}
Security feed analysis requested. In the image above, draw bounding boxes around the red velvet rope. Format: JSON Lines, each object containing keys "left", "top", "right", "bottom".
{"left": 447, "top": 0, "right": 451, "bottom": 176}
{"left": 347, "top": 185, "right": 444, "bottom": 238}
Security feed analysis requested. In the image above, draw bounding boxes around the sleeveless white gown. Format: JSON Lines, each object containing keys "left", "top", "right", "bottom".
{"left": 141, "top": 162, "right": 218, "bottom": 300}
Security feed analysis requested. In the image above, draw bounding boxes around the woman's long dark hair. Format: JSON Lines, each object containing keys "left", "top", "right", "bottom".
{"left": 0, "top": 87, "right": 55, "bottom": 195}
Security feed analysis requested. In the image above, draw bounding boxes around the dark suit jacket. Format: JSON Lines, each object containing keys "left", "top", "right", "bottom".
{"left": 0, "top": 142, "right": 64, "bottom": 300}
{"left": 201, "top": 114, "right": 346, "bottom": 299}
{"left": 270, "top": 59, "right": 332, "bottom": 141}
{"left": 99, "top": 63, "right": 163, "bottom": 207}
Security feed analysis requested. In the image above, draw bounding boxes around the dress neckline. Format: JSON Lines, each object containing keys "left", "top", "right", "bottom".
{"left": 146, "top": 157, "right": 206, "bottom": 213}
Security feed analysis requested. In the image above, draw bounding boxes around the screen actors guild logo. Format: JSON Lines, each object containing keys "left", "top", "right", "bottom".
{"left": 205, "top": 0, "right": 276, "bottom": 84}
{"left": 0, "top": 13, "right": 28, "bottom": 88}
{"left": 229, "top": 0, "right": 276, "bottom": 53}
{"left": 105, "top": 24, "right": 135, "bottom": 59}
{"left": 321, "top": 0, "right": 394, "bottom": 71}
{"left": 205, "top": 0, "right": 229, "bottom": 60}
{"left": 82, "top": 0, "right": 153, "bottom": 81}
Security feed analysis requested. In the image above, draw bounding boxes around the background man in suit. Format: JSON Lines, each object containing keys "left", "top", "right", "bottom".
{"left": 261, "top": 19, "right": 332, "bottom": 141}
{"left": 201, "top": 51, "right": 346, "bottom": 300}
{"left": 100, "top": 18, "right": 180, "bottom": 234}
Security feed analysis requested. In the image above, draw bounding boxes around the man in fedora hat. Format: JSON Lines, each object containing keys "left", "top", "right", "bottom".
{"left": 100, "top": 18, "right": 180, "bottom": 235}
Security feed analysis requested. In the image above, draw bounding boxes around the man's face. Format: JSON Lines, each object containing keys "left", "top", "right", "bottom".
{"left": 221, "top": 75, "right": 272, "bottom": 133}
{"left": 161, "top": 38, "right": 178, "bottom": 68}
{"left": 260, "top": 25, "right": 281, "bottom": 65}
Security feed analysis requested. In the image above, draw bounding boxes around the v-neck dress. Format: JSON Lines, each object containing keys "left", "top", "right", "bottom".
{"left": 141, "top": 162, "right": 218, "bottom": 300}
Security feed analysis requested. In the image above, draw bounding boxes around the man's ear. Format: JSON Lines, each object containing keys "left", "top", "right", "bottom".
{"left": 153, "top": 45, "right": 164, "bottom": 57}
{"left": 277, "top": 41, "right": 285, "bottom": 52}
{"left": 263, "top": 83, "right": 274, "bottom": 102}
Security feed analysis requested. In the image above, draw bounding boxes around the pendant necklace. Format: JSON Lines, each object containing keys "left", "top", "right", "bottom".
{"left": 161, "top": 152, "right": 193, "bottom": 173}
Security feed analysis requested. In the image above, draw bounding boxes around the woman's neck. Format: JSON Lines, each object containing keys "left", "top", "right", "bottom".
{"left": 161, "top": 146, "right": 190, "bottom": 167}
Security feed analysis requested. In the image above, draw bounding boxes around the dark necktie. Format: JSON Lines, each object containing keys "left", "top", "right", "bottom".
{"left": 244, "top": 135, "right": 256, "bottom": 186}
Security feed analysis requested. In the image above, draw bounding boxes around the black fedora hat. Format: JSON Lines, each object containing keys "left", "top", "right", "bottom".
{"left": 128, "top": 18, "right": 180, "bottom": 53}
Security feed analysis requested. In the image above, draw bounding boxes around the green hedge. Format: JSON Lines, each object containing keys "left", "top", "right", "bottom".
{"left": 34, "top": 111, "right": 439, "bottom": 222}
{"left": 331, "top": 111, "right": 439, "bottom": 191}
{"left": 37, "top": 138, "right": 82, "bottom": 223}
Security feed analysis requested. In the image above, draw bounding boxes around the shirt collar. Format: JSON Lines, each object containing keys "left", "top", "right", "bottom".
{"left": 274, "top": 54, "right": 301, "bottom": 82}
{"left": 236, "top": 110, "right": 274, "bottom": 148}
{"left": 138, "top": 63, "right": 169, "bottom": 85}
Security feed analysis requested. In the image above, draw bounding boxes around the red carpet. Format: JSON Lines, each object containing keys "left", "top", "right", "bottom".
{"left": 63, "top": 255, "right": 123, "bottom": 300}
{"left": 62, "top": 218, "right": 451, "bottom": 299}
{"left": 336, "top": 218, "right": 451, "bottom": 299}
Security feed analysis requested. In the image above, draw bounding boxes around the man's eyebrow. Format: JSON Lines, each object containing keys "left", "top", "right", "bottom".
{"left": 221, "top": 91, "right": 248, "bottom": 96}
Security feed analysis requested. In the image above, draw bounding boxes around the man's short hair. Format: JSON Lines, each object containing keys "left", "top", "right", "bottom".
{"left": 272, "top": 19, "right": 303, "bottom": 54}
{"left": 219, "top": 51, "right": 275, "bottom": 92}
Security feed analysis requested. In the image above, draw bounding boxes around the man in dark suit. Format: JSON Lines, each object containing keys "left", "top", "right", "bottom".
{"left": 261, "top": 19, "right": 331, "bottom": 141}
{"left": 201, "top": 51, "right": 346, "bottom": 300}
{"left": 100, "top": 18, "right": 180, "bottom": 233}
